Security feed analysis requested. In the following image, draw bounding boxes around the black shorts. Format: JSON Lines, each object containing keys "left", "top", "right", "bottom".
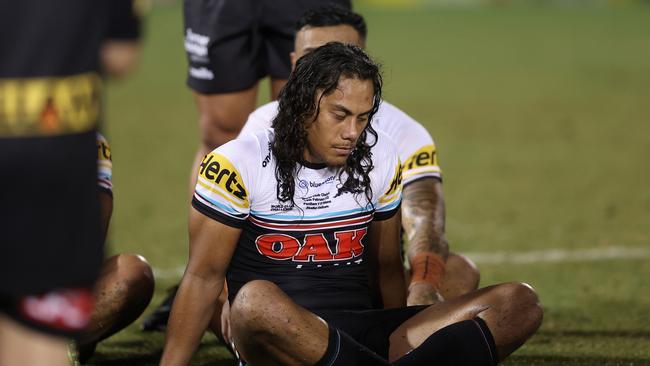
{"left": 0, "top": 130, "right": 103, "bottom": 296}
{"left": 184, "top": 0, "right": 351, "bottom": 94}
{"left": 314, "top": 306, "right": 427, "bottom": 359}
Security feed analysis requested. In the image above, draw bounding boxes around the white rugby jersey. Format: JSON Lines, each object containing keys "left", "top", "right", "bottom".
{"left": 242, "top": 100, "right": 441, "bottom": 185}
{"left": 96, "top": 133, "right": 112, "bottom": 194}
{"left": 192, "top": 128, "right": 402, "bottom": 311}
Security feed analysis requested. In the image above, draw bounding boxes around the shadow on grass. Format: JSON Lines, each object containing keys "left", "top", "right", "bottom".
{"left": 506, "top": 354, "right": 650, "bottom": 366}
{"left": 89, "top": 339, "right": 162, "bottom": 366}
{"left": 89, "top": 338, "right": 237, "bottom": 366}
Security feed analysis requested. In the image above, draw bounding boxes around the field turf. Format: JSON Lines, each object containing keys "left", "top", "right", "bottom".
{"left": 95, "top": 3, "right": 650, "bottom": 365}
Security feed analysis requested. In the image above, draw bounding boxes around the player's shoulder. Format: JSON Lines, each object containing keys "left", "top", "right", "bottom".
{"left": 215, "top": 128, "right": 271, "bottom": 163}
{"left": 249, "top": 100, "right": 279, "bottom": 120}
{"left": 369, "top": 129, "right": 400, "bottom": 164}
{"left": 241, "top": 101, "right": 279, "bottom": 136}
{"left": 375, "top": 100, "right": 430, "bottom": 136}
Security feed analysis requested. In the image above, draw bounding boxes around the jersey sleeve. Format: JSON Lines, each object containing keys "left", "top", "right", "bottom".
{"left": 96, "top": 133, "right": 113, "bottom": 195}
{"left": 375, "top": 102, "right": 442, "bottom": 186}
{"left": 373, "top": 135, "right": 403, "bottom": 221}
{"left": 191, "top": 138, "right": 255, "bottom": 228}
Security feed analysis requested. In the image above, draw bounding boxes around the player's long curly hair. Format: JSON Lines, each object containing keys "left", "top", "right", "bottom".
{"left": 271, "top": 42, "right": 382, "bottom": 208}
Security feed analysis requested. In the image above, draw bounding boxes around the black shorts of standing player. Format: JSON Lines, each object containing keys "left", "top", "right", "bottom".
{"left": 184, "top": 0, "right": 351, "bottom": 93}
{"left": 0, "top": 130, "right": 102, "bottom": 337}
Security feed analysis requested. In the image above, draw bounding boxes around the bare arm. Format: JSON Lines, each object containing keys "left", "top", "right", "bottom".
{"left": 367, "top": 210, "right": 407, "bottom": 309}
{"left": 401, "top": 178, "right": 449, "bottom": 305}
{"left": 101, "top": 40, "right": 141, "bottom": 79}
{"left": 160, "top": 208, "right": 241, "bottom": 366}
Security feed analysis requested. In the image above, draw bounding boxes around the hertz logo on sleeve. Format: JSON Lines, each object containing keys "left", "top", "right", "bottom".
{"left": 403, "top": 144, "right": 438, "bottom": 172}
{"left": 384, "top": 160, "right": 403, "bottom": 198}
{"left": 0, "top": 72, "right": 102, "bottom": 137}
{"left": 198, "top": 153, "right": 249, "bottom": 207}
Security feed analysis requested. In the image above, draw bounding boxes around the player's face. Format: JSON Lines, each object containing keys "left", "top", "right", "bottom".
{"left": 291, "top": 25, "right": 364, "bottom": 69}
{"left": 304, "top": 77, "right": 374, "bottom": 167}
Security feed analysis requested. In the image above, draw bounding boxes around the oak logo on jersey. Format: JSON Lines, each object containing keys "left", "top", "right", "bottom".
{"left": 0, "top": 73, "right": 101, "bottom": 137}
{"left": 403, "top": 145, "right": 438, "bottom": 172}
{"left": 256, "top": 228, "right": 367, "bottom": 262}
{"left": 199, "top": 153, "right": 248, "bottom": 201}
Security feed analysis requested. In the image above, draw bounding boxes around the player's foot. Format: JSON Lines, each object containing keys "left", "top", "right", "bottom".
{"left": 77, "top": 341, "right": 97, "bottom": 364}
{"left": 140, "top": 284, "right": 178, "bottom": 332}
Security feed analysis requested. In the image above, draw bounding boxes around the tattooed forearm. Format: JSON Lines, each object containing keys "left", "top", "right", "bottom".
{"left": 401, "top": 178, "right": 449, "bottom": 260}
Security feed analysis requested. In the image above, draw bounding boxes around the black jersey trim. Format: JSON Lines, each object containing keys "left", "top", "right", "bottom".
{"left": 373, "top": 202, "right": 401, "bottom": 221}
{"left": 192, "top": 197, "right": 247, "bottom": 228}
{"left": 403, "top": 175, "right": 442, "bottom": 188}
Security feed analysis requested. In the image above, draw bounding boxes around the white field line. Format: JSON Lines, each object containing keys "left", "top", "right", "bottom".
{"left": 464, "top": 246, "right": 650, "bottom": 265}
{"left": 152, "top": 246, "right": 650, "bottom": 279}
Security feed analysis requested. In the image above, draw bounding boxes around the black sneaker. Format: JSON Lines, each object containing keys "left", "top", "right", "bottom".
{"left": 140, "top": 285, "right": 178, "bottom": 332}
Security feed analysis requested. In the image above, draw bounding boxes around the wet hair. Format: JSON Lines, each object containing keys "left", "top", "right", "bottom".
{"left": 295, "top": 4, "right": 367, "bottom": 42}
{"left": 271, "top": 42, "right": 382, "bottom": 208}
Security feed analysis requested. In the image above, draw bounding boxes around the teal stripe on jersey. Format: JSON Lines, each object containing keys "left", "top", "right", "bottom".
{"left": 195, "top": 191, "right": 246, "bottom": 217}
{"left": 250, "top": 205, "right": 373, "bottom": 221}
{"left": 376, "top": 197, "right": 401, "bottom": 213}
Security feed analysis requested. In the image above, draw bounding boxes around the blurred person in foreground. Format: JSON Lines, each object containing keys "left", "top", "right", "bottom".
{"left": 160, "top": 42, "right": 542, "bottom": 366}
{"left": 143, "top": 0, "right": 354, "bottom": 332}
{"left": 0, "top": 1, "right": 144, "bottom": 364}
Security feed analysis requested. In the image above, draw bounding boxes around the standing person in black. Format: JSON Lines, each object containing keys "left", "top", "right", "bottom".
{"left": 0, "top": 1, "right": 141, "bottom": 364}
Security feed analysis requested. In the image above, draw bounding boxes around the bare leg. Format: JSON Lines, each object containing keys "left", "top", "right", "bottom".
{"left": 439, "top": 252, "right": 480, "bottom": 299}
{"left": 207, "top": 282, "right": 229, "bottom": 344}
{"left": 0, "top": 314, "right": 69, "bottom": 366}
{"left": 78, "top": 253, "right": 154, "bottom": 357}
{"left": 270, "top": 78, "right": 288, "bottom": 100}
{"left": 229, "top": 280, "right": 328, "bottom": 366}
{"left": 389, "top": 282, "right": 542, "bottom": 362}
{"left": 188, "top": 86, "right": 259, "bottom": 195}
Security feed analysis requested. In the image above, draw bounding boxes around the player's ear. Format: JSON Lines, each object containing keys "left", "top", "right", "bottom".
{"left": 290, "top": 51, "right": 297, "bottom": 72}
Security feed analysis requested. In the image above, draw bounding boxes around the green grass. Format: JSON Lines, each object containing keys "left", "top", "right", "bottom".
{"left": 95, "top": 3, "right": 650, "bottom": 365}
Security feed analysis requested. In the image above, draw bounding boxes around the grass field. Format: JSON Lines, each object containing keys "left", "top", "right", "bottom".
{"left": 94, "top": 2, "right": 650, "bottom": 365}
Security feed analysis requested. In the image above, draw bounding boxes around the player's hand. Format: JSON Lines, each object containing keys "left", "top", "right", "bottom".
{"left": 407, "top": 282, "right": 444, "bottom": 306}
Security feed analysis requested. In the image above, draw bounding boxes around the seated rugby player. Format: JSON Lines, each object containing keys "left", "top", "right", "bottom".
{"left": 71, "top": 134, "right": 155, "bottom": 364}
{"left": 160, "top": 42, "right": 541, "bottom": 366}
{"left": 142, "top": 4, "right": 480, "bottom": 335}
{"left": 241, "top": 5, "right": 480, "bottom": 306}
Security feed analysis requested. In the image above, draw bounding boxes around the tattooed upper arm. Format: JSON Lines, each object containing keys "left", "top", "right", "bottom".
{"left": 401, "top": 177, "right": 449, "bottom": 260}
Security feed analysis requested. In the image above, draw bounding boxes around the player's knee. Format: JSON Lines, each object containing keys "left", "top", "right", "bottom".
{"left": 112, "top": 253, "right": 155, "bottom": 296}
{"left": 198, "top": 111, "right": 246, "bottom": 150}
{"left": 448, "top": 253, "right": 480, "bottom": 288}
{"left": 501, "top": 282, "right": 543, "bottom": 327}
{"left": 230, "top": 280, "right": 286, "bottom": 334}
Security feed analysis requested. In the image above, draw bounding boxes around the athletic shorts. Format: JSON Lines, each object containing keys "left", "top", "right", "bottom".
{"left": 0, "top": 130, "right": 103, "bottom": 296}
{"left": 184, "top": 0, "right": 352, "bottom": 94}
{"left": 314, "top": 306, "right": 428, "bottom": 359}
